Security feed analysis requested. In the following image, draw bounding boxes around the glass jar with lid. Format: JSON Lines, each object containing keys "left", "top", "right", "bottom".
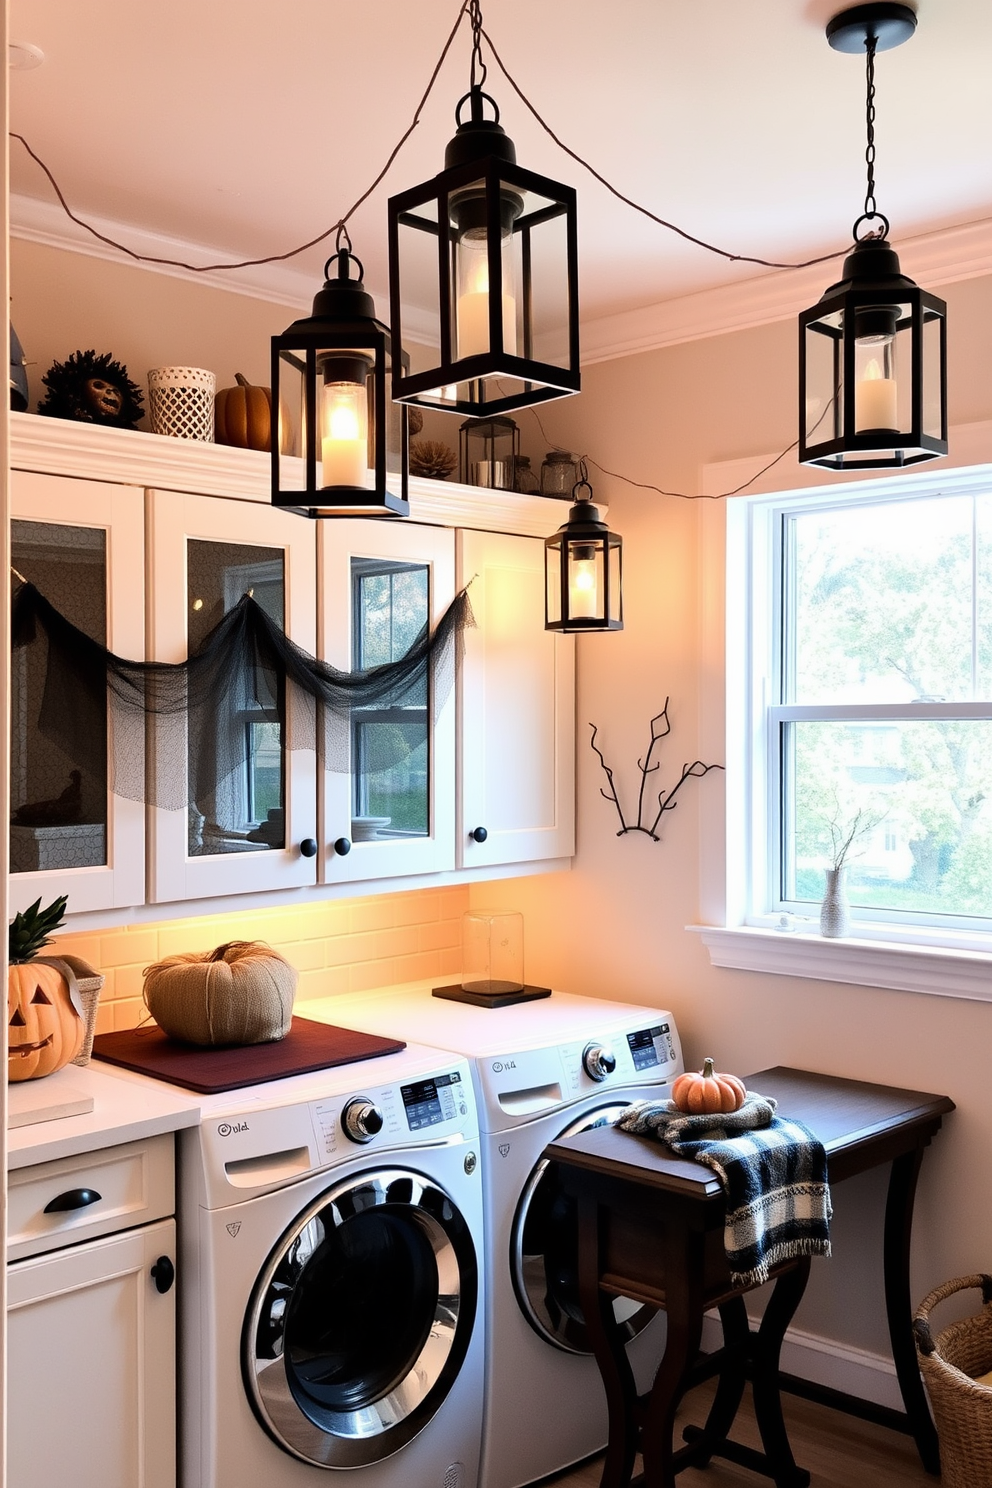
{"left": 540, "top": 449, "right": 580, "bottom": 498}
{"left": 513, "top": 456, "right": 540, "bottom": 495}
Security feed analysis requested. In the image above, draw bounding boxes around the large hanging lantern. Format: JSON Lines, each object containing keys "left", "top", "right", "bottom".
{"left": 800, "top": 4, "right": 947, "bottom": 471}
{"left": 272, "top": 236, "right": 409, "bottom": 517}
{"left": 545, "top": 480, "right": 622, "bottom": 633}
{"left": 387, "top": 4, "right": 579, "bottom": 418}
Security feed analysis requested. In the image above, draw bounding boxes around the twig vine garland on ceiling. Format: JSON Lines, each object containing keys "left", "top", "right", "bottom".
{"left": 10, "top": 579, "right": 474, "bottom": 812}
{"left": 589, "top": 701, "right": 723, "bottom": 842}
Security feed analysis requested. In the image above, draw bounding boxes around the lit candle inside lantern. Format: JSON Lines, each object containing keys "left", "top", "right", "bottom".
{"left": 321, "top": 382, "right": 367, "bottom": 487}
{"left": 855, "top": 357, "right": 898, "bottom": 431}
{"left": 568, "top": 554, "right": 599, "bottom": 619}
{"left": 456, "top": 238, "right": 517, "bottom": 359}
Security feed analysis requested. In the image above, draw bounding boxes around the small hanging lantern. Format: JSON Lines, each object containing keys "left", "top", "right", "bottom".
{"left": 459, "top": 414, "right": 519, "bottom": 489}
{"left": 800, "top": 4, "right": 947, "bottom": 471}
{"left": 271, "top": 231, "right": 409, "bottom": 517}
{"left": 545, "top": 478, "right": 622, "bottom": 633}
{"left": 387, "top": 1, "right": 579, "bottom": 418}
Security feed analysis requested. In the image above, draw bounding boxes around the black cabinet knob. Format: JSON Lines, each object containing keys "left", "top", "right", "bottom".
{"left": 333, "top": 836, "right": 352, "bottom": 856}
{"left": 299, "top": 838, "right": 318, "bottom": 858}
{"left": 150, "top": 1255, "right": 175, "bottom": 1294}
{"left": 470, "top": 826, "right": 489, "bottom": 843}
{"left": 43, "top": 1187, "right": 102, "bottom": 1214}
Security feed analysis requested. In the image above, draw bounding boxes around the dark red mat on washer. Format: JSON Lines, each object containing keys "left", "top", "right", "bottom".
{"left": 91, "top": 1018, "right": 406, "bottom": 1094}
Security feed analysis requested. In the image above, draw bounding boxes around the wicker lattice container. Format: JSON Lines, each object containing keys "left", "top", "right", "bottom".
{"left": 914, "top": 1273, "right": 992, "bottom": 1488}
{"left": 148, "top": 365, "right": 216, "bottom": 440}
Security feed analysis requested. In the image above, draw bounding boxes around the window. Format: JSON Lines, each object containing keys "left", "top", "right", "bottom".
{"left": 743, "top": 472, "right": 992, "bottom": 946}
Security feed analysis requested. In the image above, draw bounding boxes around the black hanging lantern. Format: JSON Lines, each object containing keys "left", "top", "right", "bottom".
{"left": 271, "top": 235, "right": 409, "bottom": 517}
{"left": 800, "top": 4, "right": 947, "bottom": 471}
{"left": 387, "top": 4, "right": 579, "bottom": 418}
{"left": 545, "top": 480, "right": 622, "bottom": 633}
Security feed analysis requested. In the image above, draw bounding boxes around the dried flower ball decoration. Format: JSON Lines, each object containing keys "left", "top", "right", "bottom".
{"left": 38, "top": 349, "right": 144, "bottom": 428}
{"left": 409, "top": 439, "right": 458, "bottom": 479}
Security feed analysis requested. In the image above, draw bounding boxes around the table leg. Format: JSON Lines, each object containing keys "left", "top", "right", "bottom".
{"left": 638, "top": 1224, "right": 706, "bottom": 1488}
{"left": 884, "top": 1147, "right": 941, "bottom": 1476}
{"left": 575, "top": 1194, "right": 640, "bottom": 1488}
{"left": 751, "top": 1259, "right": 812, "bottom": 1488}
{"left": 678, "top": 1295, "right": 750, "bottom": 1467}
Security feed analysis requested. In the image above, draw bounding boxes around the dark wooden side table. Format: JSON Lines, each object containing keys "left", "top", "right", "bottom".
{"left": 547, "top": 1066, "right": 954, "bottom": 1488}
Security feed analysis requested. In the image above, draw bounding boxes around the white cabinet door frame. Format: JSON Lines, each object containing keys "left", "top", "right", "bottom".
{"left": 146, "top": 491, "right": 318, "bottom": 902}
{"left": 457, "top": 530, "right": 575, "bottom": 867}
{"left": 319, "top": 521, "right": 457, "bottom": 883}
{"left": 9, "top": 472, "right": 146, "bottom": 913}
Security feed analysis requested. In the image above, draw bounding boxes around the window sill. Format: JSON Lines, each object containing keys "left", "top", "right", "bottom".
{"left": 689, "top": 924, "right": 992, "bottom": 1003}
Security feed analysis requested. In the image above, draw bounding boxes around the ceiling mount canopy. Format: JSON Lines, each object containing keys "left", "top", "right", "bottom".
{"left": 799, "top": 2, "right": 947, "bottom": 471}
{"left": 387, "top": 0, "right": 580, "bottom": 419}
{"left": 271, "top": 227, "right": 410, "bottom": 518}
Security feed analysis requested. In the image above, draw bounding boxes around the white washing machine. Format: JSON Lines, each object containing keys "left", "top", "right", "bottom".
{"left": 178, "top": 1041, "right": 485, "bottom": 1488}
{"left": 305, "top": 986, "right": 683, "bottom": 1488}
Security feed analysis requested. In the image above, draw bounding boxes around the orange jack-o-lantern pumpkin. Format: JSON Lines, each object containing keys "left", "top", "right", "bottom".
{"left": 7, "top": 963, "right": 85, "bottom": 1081}
{"left": 7, "top": 894, "right": 85, "bottom": 1082}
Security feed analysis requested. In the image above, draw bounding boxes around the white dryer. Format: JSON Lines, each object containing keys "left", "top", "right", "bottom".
{"left": 306, "top": 987, "right": 683, "bottom": 1488}
{"left": 178, "top": 1041, "right": 485, "bottom": 1488}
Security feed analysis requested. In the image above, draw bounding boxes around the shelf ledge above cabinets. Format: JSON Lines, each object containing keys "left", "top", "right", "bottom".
{"left": 10, "top": 411, "right": 562, "bottom": 539}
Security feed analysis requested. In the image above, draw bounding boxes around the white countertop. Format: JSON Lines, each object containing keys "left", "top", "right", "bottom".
{"left": 7, "top": 1061, "right": 201, "bottom": 1171}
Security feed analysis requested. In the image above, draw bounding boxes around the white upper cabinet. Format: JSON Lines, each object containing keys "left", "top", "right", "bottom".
{"left": 146, "top": 491, "right": 318, "bottom": 903}
{"left": 457, "top": 530, "right": 575, "bottom": 868}
{"left": 318, "top": 520, "right": 457, "bottom": 883}
{"left": 9, "top": 472, "right": 146, "bottom": 915}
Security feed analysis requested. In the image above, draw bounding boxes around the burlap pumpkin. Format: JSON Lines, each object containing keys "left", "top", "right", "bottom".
{"left": 143, "top": 940, "right": 297, "bottom": 1047}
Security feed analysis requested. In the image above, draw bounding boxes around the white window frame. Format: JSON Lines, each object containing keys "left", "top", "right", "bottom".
{"left": 694, "top": 455, "right": 992, "bottom": 1002}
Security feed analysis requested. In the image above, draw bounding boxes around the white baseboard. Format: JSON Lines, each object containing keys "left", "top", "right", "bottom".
{"left": 700, "top": 1314, "right": 903, "bottom": 1413}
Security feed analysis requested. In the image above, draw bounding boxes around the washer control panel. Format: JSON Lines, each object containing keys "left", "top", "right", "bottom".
{"left": 401, "top": 1070, "right": 468, "bottom": 1131}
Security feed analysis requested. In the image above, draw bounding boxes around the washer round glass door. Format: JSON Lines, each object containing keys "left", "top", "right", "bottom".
{"left": 244, "top": 1167, "right": 478, "bottom": 1467}
{"left": 511, "top": 1103, "right": 656, "bottom": 1354}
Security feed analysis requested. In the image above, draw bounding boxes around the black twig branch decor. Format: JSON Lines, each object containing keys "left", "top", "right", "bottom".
{"left": 589, "top": 700, "right": 724, "bottom": 841}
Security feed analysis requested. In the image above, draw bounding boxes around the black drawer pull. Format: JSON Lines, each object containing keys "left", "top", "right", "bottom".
{"left": 150, "top": 1255, "right": 175, "bottom": 1294}
{"left": 43, "top": 1187, "right": 102, "bottom": 1214}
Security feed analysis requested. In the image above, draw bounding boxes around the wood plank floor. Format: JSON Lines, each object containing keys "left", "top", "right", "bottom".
{"left": 538, "top": 1384, "right": 933, "bottom": 1488}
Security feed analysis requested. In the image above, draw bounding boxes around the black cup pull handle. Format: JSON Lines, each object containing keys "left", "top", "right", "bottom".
{"left": 43, "top": 1187, "right": 102, "bottom": 1214}
{"left": 299, "top": 838, "right": 318, "bottom": 858}
{"left": 470, "top": 826, "right": 489, "bottom": 843}
{"left": 150, "top": 1256, "right": 176, "bottom": 1294}
{"left": 334, "top": 836, "right": 352, "bottom": 856}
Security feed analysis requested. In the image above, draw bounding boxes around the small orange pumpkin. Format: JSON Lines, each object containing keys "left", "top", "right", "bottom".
{"left": 8, "top": 963, "right": 85, "bottom": 1081}
{"left": 215, "top": 372, "right": 272, "bottom": 451}
{"left": 671, "top": 1058, "right": 747, "bottom": 1115}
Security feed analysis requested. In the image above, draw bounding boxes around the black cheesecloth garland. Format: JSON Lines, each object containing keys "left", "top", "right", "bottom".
{"left": 11, "top": 579, "right": 474, "bottom": 813}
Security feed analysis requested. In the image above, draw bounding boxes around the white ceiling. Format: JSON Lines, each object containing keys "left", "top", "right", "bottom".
{"left": 8, "top": 0, "right": 992, "bottom": 341}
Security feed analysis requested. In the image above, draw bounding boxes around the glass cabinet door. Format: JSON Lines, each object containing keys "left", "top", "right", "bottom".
{"left": 9, "top": 473, "right": 145, "bottom": 914}
{"left": 319, "top": 521, "right": 455, "bottom": 883}
{"left": 147, "top": 492, "right": 317, "bottom": 904}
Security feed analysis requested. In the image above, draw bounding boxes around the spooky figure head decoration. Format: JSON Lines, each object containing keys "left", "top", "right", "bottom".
{"left": 38, "top": 349, "right": 144, "bottom": 428}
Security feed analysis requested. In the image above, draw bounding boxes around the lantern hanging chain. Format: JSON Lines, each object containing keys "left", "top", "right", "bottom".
{"left": 9, "top": 0, "right": 848, "bottom": 279}
{"left": 467, "top": 0, "right": 488, "bottom": 93}
{"left": 861, "top": 34, "right": 884, "bottom": 233}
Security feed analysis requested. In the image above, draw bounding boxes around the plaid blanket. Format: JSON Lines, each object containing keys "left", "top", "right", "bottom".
{"left": 616, "top": 1093, "right": 832, "bottom": 1289}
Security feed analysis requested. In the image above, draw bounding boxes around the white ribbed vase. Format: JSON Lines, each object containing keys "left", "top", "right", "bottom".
{"left": 819, "top": 866, "right": 851, "bottom": 938}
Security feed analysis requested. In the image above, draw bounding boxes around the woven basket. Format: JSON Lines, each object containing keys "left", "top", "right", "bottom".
{"left": 148, "top": 366, "right": 216, "bottom": 441}
{"left": 914, "top": 1273, "right": 992, "bottom": 1488}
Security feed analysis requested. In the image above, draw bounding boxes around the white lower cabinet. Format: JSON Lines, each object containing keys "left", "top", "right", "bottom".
{"left": 7, "top": 1133, "right": 178, "bottom": 1488}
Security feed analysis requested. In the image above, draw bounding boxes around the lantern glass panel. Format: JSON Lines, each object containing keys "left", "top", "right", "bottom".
{"left": 607, "top": 540, "right": 622, "bottom": 626}
{"left": 546, "top": 536, "right": 563, "bottom": 626}
{"left": 275, "top": 349, "right": 307, "bottom": 494}
{"left": 923, "top": 310, "right": 944, "bottom": 442}
{"left": 523, "top": 192, "right": 572, "bottom": 370}
{"left": 393, "top": 195, "right": 445, "bottom": 383}
{"left": 804, "top": 317, "right": 842, "bottom": 449}
{"left": 567, "top": 540, "right": 605, "bottom": 623}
